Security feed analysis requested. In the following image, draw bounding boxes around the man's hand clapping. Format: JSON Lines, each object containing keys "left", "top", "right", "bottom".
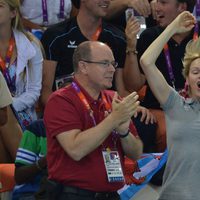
{"left": 111, "top": 92, "right": 140, "bottom": 133}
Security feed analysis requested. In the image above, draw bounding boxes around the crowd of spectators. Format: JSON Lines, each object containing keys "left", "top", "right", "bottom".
{"left": 0, "top": 0, "right": 199, "bottom": 200}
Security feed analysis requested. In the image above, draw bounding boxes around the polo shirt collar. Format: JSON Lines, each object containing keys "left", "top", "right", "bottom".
{"left": 72, "top": 78, "right": 103, "bottom": 105}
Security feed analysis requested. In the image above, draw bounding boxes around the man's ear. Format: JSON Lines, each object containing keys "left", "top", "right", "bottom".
{"left": 177, "top": 2, "right": 187, "bottom": 13}
{"left": 79, "top": 61, "right": 88, "bottom": 74}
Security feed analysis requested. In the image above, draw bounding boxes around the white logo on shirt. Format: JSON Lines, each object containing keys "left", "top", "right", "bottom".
{"left": 67, "top": 40, "right": 77, "bottom": 48}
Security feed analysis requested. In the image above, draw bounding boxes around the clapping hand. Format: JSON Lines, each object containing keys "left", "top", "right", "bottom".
{"left": 112, "top": 92, "right": 140, "bottom": 133}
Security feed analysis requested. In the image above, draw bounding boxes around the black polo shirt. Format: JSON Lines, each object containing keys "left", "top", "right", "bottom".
{"left": 137, "top": 25, "right": 198, "bottom": 109}
{"left": 41, "top": 17, "right": 126, "bottom": 91}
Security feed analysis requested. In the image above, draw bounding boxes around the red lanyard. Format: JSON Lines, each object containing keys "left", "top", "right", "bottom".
{"left": 72, "top": 81, "right": 121, "bottom": 150}
{"left": 0, "top": 36, "right": 15, "bottom": 73}
{"left": 91, "top": 19, "right": 102, "bottom": 41}
{"left": 72, "top": 82, "right": 111, "bottom": 126}
{"left": 193, "top": 23, "right": 199, "bottom": 41}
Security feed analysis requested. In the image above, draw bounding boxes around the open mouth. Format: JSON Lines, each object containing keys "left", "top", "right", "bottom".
{"left": 157, "top": 15, "right": 164, "bottom": 20}
{"left": 197, "top": 81, "right": 200, "bottom": 89}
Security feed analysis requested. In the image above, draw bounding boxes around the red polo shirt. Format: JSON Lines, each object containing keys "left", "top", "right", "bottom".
{"left": 44, "top": 79, "right": 138, "bottom": 192}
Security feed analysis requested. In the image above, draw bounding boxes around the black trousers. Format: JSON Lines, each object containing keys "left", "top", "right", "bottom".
{"left": 59, "top": 186, "right": 120, "bottom": 200}
{"left": 59, "top": 192, "right": 120, "bottom": 200}
{"left": 46, "top": 183, "right": 120, "bottom": 200}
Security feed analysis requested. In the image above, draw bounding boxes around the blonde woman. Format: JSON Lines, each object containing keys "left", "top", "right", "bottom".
{"left": 0, "top": 0, "right": 43, "bottom": 130}
{"left": 140, "top": 11, "right": 200, "bottom": 200}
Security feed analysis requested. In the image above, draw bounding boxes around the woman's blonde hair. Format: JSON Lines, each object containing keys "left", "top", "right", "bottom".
{"left": 182, "top": 37, "right": 200, "bottom": 78}
{"left": 5, "top": 0, "right": 46, "bottom": 57}
{"left": 5, "top": 0, "right": 24, "bottom": 32}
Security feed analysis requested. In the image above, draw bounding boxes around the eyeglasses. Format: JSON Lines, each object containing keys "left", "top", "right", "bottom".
{"left": 81, "top": 60, "right": 118, "bottom": 68}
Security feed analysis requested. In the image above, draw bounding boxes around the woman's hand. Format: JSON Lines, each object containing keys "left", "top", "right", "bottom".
{"left": 170, "top": 11, "right": 196, "bottom": 35}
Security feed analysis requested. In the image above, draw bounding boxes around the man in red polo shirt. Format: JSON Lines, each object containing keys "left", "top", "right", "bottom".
{"left": 44, "top": 41, "right": 143, "bottom": 200}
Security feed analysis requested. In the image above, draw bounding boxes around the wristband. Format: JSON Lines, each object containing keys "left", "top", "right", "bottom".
{"left": 126, "top": 49, "right": 138, "bottom": 55}
{"left": 36, "top": 159, "right": 43, "bottom": 170}
{"left": 119, "top": 130, "right": 130, "bottom": 138}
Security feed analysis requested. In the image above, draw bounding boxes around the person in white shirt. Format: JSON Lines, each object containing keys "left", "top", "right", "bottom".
{"left": 20, "top": 0, "right": 78, "bottom": 38}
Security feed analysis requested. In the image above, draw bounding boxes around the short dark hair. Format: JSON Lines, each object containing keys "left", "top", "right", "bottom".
{"left": 71, "top": 0, "right": 196, "bottom": 13}
{"left": 71, "top": 0, "right": 80, "bottom": 9}
{"left": 73, "top": 41, "right": 92, "bottom": 72}
{"left": 177, "top": 0, "right": 196, "bottom": 12}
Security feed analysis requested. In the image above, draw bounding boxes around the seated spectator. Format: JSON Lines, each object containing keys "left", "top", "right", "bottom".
{"left": 44, "top": 41, "right": 143, "bottom": 200}
{"left": 41, "top": 0, "right": 157, "bottom": 153}
{"left": 19, "top": 0, "right": 78, "bottom": 39}
{"left": 41, "top": 0, "right": 130, "bottom": 107}
{"left": 0, "top": 0, "right": 43, "bottom": 130}
{"left": 105, "top": 0, "right": 157, "bottom": 30}
{"left": 13, "top": 119, "right": 47, "bottom": 200}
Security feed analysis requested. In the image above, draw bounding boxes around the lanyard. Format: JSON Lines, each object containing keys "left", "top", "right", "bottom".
{"left": 72, "top": 82, "right": 111, "bottom": 126}
{"left": 193, "top": 23, "right": 199, "bottom": 40}
{"left": 196, "top": 0, "right": 200, "bottom": 20}
{"left": 3, "top": 66, "right": 16, "bottom": 95}
{"left": 0, "top": 36, "right": 15, "bottom": 73}
{"left": 0, "top": 34, "right": 16, "bottom": 95}
{"left": 91, "top": 19, "right": 102, "bottom": 41}
{"left": 72, "top": 81, "right": 119, "bottom": 149}
{"left": 163, "top": 24, "right": 199, "bottom": 89}
{"left": 194, "top": 1, "right": 200, "bottom": 40}
{"left": 42, "top": 0, "right": 65, "bottom": 25}
{"left": 163, "top": 43, "right": 175, "bottom": 89}
{"left": 59, "top": 0, "right": 65, "bottom": 19}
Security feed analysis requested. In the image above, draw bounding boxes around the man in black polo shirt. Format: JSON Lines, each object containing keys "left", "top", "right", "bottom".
{"left": 125, "top": 0, "right": 197, "bottom": 109}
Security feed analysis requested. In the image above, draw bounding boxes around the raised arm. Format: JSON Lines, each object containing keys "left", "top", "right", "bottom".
{"left": 140, "top": 11, "right": 195, "bottom": 105}
{"left": 124, "top": 17, "right": 146, "bottom": 92}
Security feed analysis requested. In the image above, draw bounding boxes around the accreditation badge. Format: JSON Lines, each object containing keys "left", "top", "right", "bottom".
{"left": 102, "top": 150, "right": 124, "bottom": 182}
